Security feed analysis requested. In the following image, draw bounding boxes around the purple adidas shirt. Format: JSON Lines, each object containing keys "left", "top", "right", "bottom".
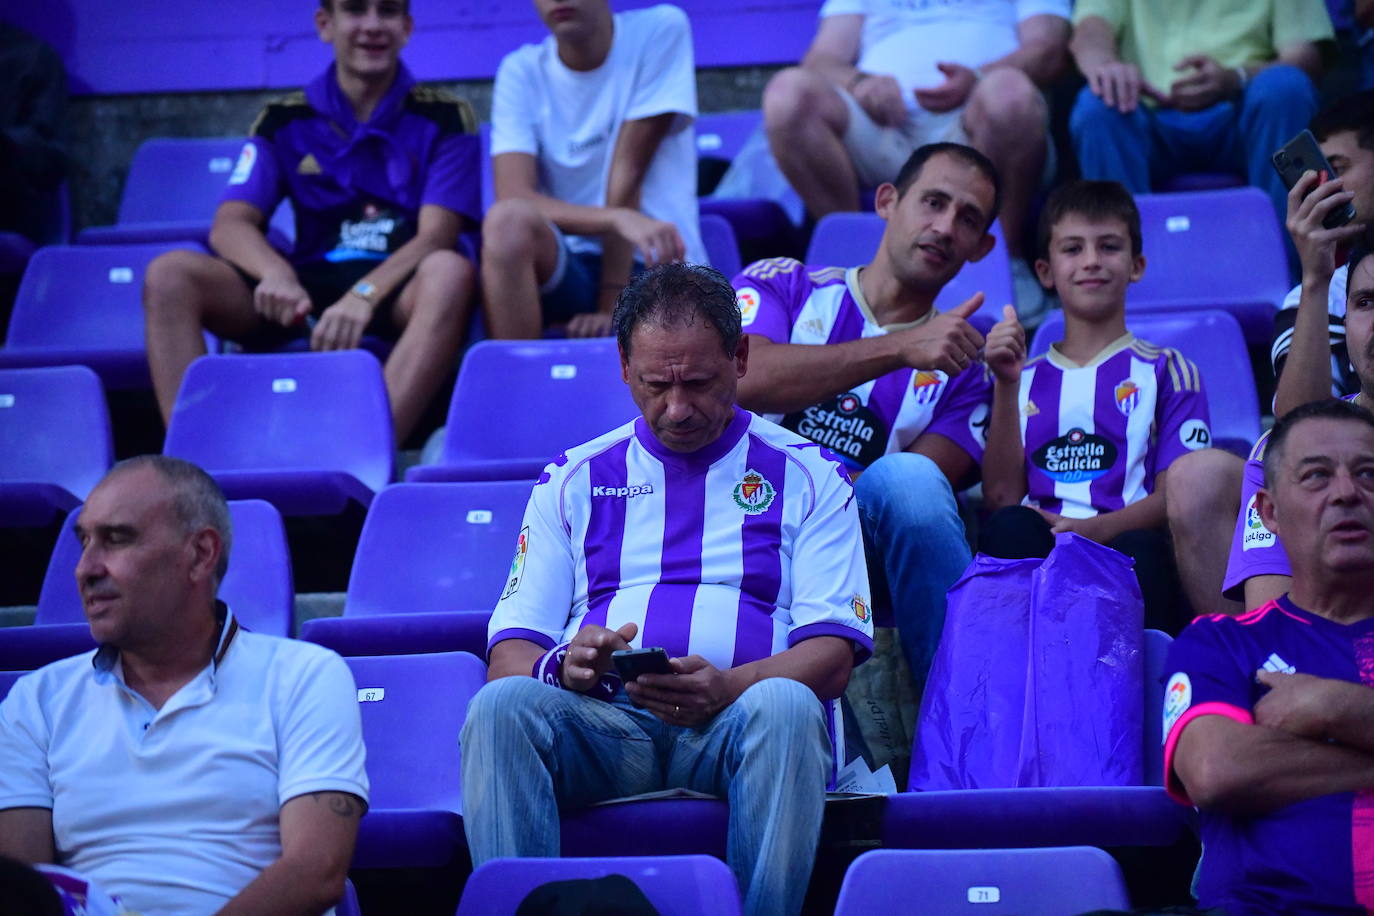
{"left": 1163, "top": 597, "right": 1374, "bottom": 914}
{"left": 221, "top": 62, "right": 480, "bottom": 268}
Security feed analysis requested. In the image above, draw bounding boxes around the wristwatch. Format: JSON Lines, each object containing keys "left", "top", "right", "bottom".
{"left": 350, "top": 280, "right": 378, "bottom": 304}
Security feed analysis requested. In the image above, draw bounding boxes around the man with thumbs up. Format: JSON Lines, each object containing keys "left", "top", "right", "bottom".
{"left": 732, "top": 142, "right": 1000, "bottom": 695}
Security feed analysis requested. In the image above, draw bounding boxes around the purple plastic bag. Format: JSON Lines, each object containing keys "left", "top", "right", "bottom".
{"left": 910, "top": 533, "right": 1144, "bottom": 790}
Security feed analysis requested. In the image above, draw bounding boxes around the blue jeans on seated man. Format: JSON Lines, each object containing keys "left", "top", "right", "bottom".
{"left": 854, "top": 453, "right": 973, "bottom": 698}
{"left": 1070, "top": 64, "right": 1319, "bottom": 267}
{"left": 460, "top": 675, "right": 829, "bottom": 916}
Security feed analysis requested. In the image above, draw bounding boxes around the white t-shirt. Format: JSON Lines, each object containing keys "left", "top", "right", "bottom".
{"left": 818, "top": 0, "right": 1070, "bottom": 109}
{"left": 491, "top": 4, "right": 704, "bottom": 263}
{"left": 0, "top": 609, "right": 369, "bottom": 916}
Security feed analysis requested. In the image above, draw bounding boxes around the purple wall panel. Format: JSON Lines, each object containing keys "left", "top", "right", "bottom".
{"left": 8, "top": 1, "right": 816, "bottom": 96}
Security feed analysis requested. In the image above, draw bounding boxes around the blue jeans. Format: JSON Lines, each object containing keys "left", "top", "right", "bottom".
{"left": 854, "top": 453, "right": 972, "bottom": 695}
{"left": 1071, "top": 65, "right": 1318, "bottom": 263}
{"left": 460, "top": 676, "right": 830, "bottom": 916}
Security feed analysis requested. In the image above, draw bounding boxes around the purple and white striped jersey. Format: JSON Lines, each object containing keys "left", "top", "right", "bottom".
{"left": 1018, "top": 334, "right": 1211, "bottom": 518}
{"left": 732, "top": 259, "right": 990, "bottom": 472}
{"left": 487, "top": 407, "right": 875, "bottom": 673}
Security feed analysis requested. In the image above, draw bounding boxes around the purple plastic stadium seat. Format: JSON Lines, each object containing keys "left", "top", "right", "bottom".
{"left": 1129, "top": 188, "right": 1290, "bottom": 343}
{"left": 1156, "top": 172, "right": 1245, "bottom": 193}
{"left": 0, "top": 233, "right": 35, "bottom": 276}
{"left": 1030, "top": 309, "right": 1260, "bottom": 455}
{"left": 0, "top": 671, "right": 24, "bottom": 702}
{"left": 164, "top": 351, "right": 393, "bottom": 515}
{"left": 0, "top": 366, "right": 112, "bottom": 527}
{"left": 0, "top": 243, "right": 211, "bottom": 389}
{"left": 885, "top": 629, "right": 1194, "bottom": 849}
{"left": 700, "top": 212, "right": 742, "bottom": 278}
{"left": 76, "top": 138, "right": 295, "bottom": 250}
{"left": 345, "top": 651, "right": 487, "bottom": 868}
{"left": 560, "top": 798, "right": 729, "bottom": 859}
{"left": 0, "top": 499, "right": 294, "bottom": 671}
{"left": 457, "top": 855, "right": 743, "bottom": 916}
{"left": 407, "top": 339, "right": 638, "bottom": 482}
{"left": 805, "top": 213, "right": 1013, "bottom": 326}
{"left": 696, "top": 111, "right": 763, "bottom": 165}
{"left": 833, "top": 847, "right": 1129, "bottom": 916}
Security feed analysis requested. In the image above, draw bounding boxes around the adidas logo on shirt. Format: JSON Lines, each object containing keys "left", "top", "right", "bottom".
{"left": 1261, "top": 653, "right": 1296, "bottom": 675}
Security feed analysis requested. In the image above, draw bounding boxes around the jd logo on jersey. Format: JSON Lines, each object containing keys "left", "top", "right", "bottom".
{"left": 733, "top": 469, "right": 776, "bottom": 514}
{"left": 1032, "top": 428, "right": 1117, "bottom": 483}
{"left": 783, "top": 392, "right": 886, "bottom": 467}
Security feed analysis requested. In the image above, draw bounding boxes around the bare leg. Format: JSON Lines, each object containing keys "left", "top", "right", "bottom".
{"left": 960, "top": 69, "right": 1047, "bottom": 261}
{"left": 1165, "top": 448, "right": 1245, "bottom": 615}
{"left": 479, "top": 198, "right": 563, "bottom": 340}
{"left": 143, "top": 250, "right": 262, "bottom": 423}
{"left": 763, "top": 67, "right": 860, "bottom": 218}
{"left": 387, "top": 249, "right": 476, "bottom": 444}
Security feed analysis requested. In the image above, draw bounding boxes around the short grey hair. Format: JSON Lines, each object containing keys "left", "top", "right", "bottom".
{"left": 106, "top": 455, "right": 233, "bottom": 584}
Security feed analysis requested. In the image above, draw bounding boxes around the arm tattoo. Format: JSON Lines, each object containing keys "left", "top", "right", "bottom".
{"left": 310, "top": 791, "right": 362, "bottom": 819}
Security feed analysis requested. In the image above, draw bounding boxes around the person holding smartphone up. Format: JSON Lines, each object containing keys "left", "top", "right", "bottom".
{"left": 461, "top": 264, "right": 873, "bottom": 916}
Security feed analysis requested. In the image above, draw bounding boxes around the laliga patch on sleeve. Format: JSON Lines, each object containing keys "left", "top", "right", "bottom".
{"left": 1162, "top": 672, "right": 1192, "bottom": 744}
{"left": 501, "top": 526, "right": 530, "bottom": 600}
{"left": 228, "top": 142, "right": 257, "bottom": 186}
{"left": 1179, "top": 419, "right": 1211, "bottom": 451}
{"left": 1242, "top": 493, "right": 1277, "bottom": 551}
{"left": 736, "top": 287, "right": 760, "bottom": 326}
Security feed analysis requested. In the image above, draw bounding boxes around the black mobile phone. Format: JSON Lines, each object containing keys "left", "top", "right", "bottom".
{"left": 1272, "top": 129, "right": 1356, "bottom": 229}
{"left": 612, "top": 647, "right": 674, "bottom": 682}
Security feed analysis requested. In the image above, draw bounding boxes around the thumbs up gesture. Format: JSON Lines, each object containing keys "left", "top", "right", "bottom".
{"left": 894, "top": 292, "right": 986, "bottom": 376}
{"left": 985, "top": 304, "right": 1025, "bottom": 385}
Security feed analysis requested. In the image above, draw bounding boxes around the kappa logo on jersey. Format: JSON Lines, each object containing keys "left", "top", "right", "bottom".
{"left": 852, "top": 594, "right": 869, "bottom": 622}
{"left": 733, "top": 469, "right": 777, "bottom": 514}
{"left": 968, "top": 402, "right": 990, "bottom": 448}
{"left": 911, "top": 370, "right": 947, "bottom": 405}
{"left": 783, "top": 392, "right": 886, "bottom": 468}
{"left": 228, "top": 142, "right": 256, "bottom": 186}
{"left": 736, "top": 287, "right": 761, "bottom": 327}
{"left": 1114, "top": 380, "right": 1140, "bottom": 416}
{"left": 591, "top": 483, "right": 654, "bottom": 499}
{"left": 297, "top": 153, "right": 322, "bottom": 175}
{"left": 502, "top": 526, "right": 529, "bottom": 599}
{"left": 1162, "top": 672, "right": 1192, "bottom": 743}
{"left": 1242, "top": 494, "right": 1276, "bottom": 551}
{"left": 1032, "top": 428, "right": 1118, "bottom": 483}
{"left": 1180, "top": 419, "right": 1211, "bottom": 451}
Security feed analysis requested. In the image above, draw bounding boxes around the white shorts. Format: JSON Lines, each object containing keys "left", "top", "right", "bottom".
{"left": 838, "top": 91, "right": 967, "bottom": 188}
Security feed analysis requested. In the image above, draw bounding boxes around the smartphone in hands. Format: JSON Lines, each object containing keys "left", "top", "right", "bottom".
{"left": 1272, "top": 129, "right": 1356, "bottom": 229}
{"left": 612, "top": 647, "right": 674, "bottom": 682}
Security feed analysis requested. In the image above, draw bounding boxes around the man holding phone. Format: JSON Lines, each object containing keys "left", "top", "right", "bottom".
{"left": 461, "top": 263, "right": 873, "bottom": 916}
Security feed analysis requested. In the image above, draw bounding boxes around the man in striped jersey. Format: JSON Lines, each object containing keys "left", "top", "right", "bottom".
{"left": 981, "top": 180, "right": 1210, "bottom": 633}
{"left": 461, "top": 264, "right": 873, "bottom": 916}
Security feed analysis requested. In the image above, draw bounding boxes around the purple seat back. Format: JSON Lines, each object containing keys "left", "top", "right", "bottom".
{"left": 3, "top": 243, "right": 208, "bottom": 389}
{"left": 37, "top": 499, "right": 294, "bottom": 636}
{"left": 700, "top": 212, "right": 742, "bottom": 278}
{"left": 0, "top": 366, "right": 112, "bottom": 515}
{"left": 1030, "top": 309, "right": 1260, "bottom": 453}
{"left": 164, "top": 351, "right": 394, "bottom": 502}
{"left": 424, "top": 339, "right": 638, "bottom": 475}
{"left": 805, "top": 213, "right": 1012, "bottom": 323}
{"left": 696, "top": 110, "right": 762, "bottom": 164}
{"left": 457, "top": 855, "right": 743, "bottom": 916}
{"left": 1156, "top": 172, "right": 1245, "bottom": 193}
{"left": 346, "top": 481, "right": 532, "bottom": 616}
{"left": 0, "top": 670, "right": 24, "bottom": 701}
{"left": 1129, "top": 188, "right": 1289, "bottom": 342}
{"left": 116, "top": 137, "right": 246, "bottom": 225}
{"left": 834, "top": 847, "right": 1129, "bottom": 915}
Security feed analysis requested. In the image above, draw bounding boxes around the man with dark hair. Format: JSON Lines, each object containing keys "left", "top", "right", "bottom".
{"left": 461, "top": 263, "right": 872, "bottom": 916}
{"left": 0, "top": 456, "right": 368, "bottom": 915}
{"left": 1164, "top": 397, "right": 1374, "bottom": 914}
{"left": 732, "top": 142, "right": 995, "bottom": 696}
{"left": 143, "top": 0, "right": 480, "bottom": 445}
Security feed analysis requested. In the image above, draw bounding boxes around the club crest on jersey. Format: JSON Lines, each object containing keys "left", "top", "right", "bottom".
{"left": 1114, "top": 380, "right": 1140, "bottom": 416}
{"left": 733, "top": 469, "right": 776, "bottom": 514}
{"left": 852, "top": 594, "right": 869, "bottom": 622}
{"left": 911, "top": 370, "right": 946, "bottom": 405}
{"left": 502, "top": 527, "right": 529, "bottom": 599}
{"left": 1242, "top": 494, "right": 1276, "bottom": 550}
{"left": 736, "top": 287, "right": 761, "bottom": 327}
{"left": 1032, "top": 427, "right": 1117, "bottom": 483}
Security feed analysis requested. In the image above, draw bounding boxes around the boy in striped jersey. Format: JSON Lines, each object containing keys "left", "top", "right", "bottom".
{"left": 982, "top": 180, "right": 1211, "bottom": 633}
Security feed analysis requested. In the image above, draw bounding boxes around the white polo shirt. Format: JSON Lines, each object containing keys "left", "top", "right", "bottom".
{"left": 0, "top": 607, "right": 369, "bottom": 916}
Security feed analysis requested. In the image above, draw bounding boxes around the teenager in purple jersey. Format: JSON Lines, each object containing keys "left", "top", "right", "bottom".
{"left": 982, "top": 180, "right": 1211, "bottom": 633}
{"left": 1166, "top": 398, "right": 1374, "bottom": 914}
{"left": 142, "top": 0, "right": 481, "bottom": 445}
{"left": 461, "top": 264, "right": 871, "bottom": 916}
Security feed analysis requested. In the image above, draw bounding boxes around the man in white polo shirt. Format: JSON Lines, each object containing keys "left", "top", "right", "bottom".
{"left": 0, "top": 456, "right": 369, "bottom": 916}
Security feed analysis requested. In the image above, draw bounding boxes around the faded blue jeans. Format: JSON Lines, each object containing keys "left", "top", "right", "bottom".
{"left": 854, "top": 453, "right": 973, "bottom": 696}
{"left": 460, "top": 675, "right": 830, "bottom": 916}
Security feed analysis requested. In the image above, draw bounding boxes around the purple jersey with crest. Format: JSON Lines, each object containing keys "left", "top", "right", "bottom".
{"left": 1018, "top": 334, "right": 1210, "bottom": 518}
{"left": 1163, "top": 597, "right": 1374, "bottom": 914}
{"left": 732, "top": 258, "right": 990, "bottom": 472}
{"left": 222, "top": 62, "right": 480, "bottom": 269}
